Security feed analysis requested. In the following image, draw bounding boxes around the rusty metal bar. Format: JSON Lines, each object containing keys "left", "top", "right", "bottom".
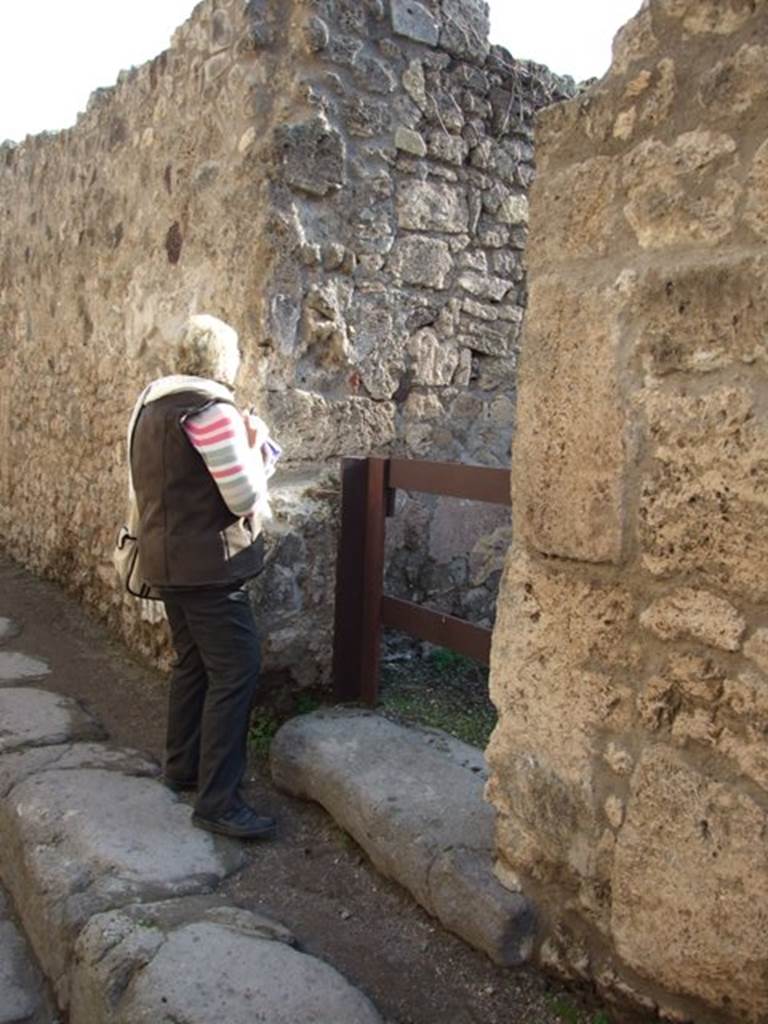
{"left": 381, "top": 595, "right": 492, "bottom": 666}
{"left": 388, "top": 458, "right": 511, "bottom": 506}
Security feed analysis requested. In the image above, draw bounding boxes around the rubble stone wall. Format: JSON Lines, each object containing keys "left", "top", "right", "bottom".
{"left": 0, "top": 0, "right": 570, "bottom": 680}
{"left": 487, "top": 2, "right": 768, "bottom": 1021}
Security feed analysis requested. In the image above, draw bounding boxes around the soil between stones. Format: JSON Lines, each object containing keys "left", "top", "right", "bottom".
{"left": 0, "top": 551, "right": 617, "bottom": 1024}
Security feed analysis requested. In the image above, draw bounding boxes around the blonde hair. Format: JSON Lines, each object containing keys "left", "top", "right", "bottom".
{"left": 176, "top": 314, "right": 241, "bottom": 386}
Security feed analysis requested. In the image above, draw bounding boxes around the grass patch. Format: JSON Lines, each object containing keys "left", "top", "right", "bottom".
{"left": 378, "top": 641, "right": 496, "bottom": 749}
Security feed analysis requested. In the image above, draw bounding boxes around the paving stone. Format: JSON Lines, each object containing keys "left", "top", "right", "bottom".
{"left": 270, "top": 710, "right": 535, "bottom": 965}
{"left": 0, "top": 888, "right": 49, "bottom": 1024}
{"left": 0, "top": 742, "right": 158, "bottom": 799}
{"left": 70, "top": 896, "right": 382, "bottom": 1024}
{"left": 0, "top": 689, "right": 104, "bottom": 754}
{"left": 0, "top": 652, "right": 49, "bottom": 683}
{"left": 0, "top": 768, "right": 246, "bottom": 1007}
{"left": 0, "top": 618, "right": 21, "bottom": 644}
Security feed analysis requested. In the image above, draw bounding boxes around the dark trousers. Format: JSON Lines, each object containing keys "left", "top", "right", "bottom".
{"left": 160, "top": 584, "right": 261, "bottom": 819}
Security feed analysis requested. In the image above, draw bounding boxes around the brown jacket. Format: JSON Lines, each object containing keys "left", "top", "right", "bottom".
{"left": 131, "top": 391, "right": 264, "bottom": 588}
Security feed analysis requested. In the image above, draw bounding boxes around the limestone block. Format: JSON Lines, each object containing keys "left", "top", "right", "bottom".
{"left": 458, "top": 271, "right": 513, "bottom": 302}
{"left": 408, "top": 328, "right": 459, "bottom": 385}
{"left": 397, "top": 180, "right": 469, "bottom": 233}
{"left": 428, "top": 130, "right": 468, "bottom": 165}
{"left": 656, "top": 0, "right": 759, "bottom": 35}
{"left": 526, "top": 157, "right": 620, "bottom": 268}
{"left": 440, "top": 0, "right": 490, "bottom": 61}
{"left": 276, "top": 115, "right": 345, "bottom": 197}
{"left": 744, "top": 138, "right": 768, "bottom": 241}
{"left": 640, "top": 588, "right": 745, "bottom": 651}
{"left": 631, "top": 255, "right": 768, "bottom": 376}
{"left": 612, "top": 6, "right": 658, "bottom": 75}
{"left": 389, "top": 236, "right": 453, "bottom": 289}
{"left": 639, "top": 386, "right": 768, "bottom": 602}
{"left": 70, "top": 897, "right": 381, "bottom": 1024}
{"left": 513, "top": 275, "right": 627, "bottom": 564}
{"left": 487, "top": 547, "right": 636, "bottom": 887}
{"left": 271, "top": 710, "right": 536, "bottom": 966}
{"left": 402, "top": 59, "right": 427, "bottom": 109}
{"left": 390, "top": 0, "right": 440, "bottom": 45}
{"left": 497, "top": 194, "right": 529, "bottom": 225}
{"left": 699, "top": 45, "right": 768, "bottom": 116}
{"left": 612, "top": 748, "right": 768, "bottom": 1022}
{"left": 745, "top": 628, "right": 768, "bottom": 675}
{"left": 394, "top": 126, "right": 427, "bottom": 157}
{"left": 622, "top": 131, "right": 740, "bottom": 248}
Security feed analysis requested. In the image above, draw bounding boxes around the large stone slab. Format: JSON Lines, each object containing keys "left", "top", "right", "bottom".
{"left": 271, "top": 709, "right": 535, "bottom": 965}
{"left": 0, "top": 767, "right": 246, "bottom": 1007}
{"left": 0, "top": 741, "right": 158, "bottom": 799}
{"left": 0, "top": 688, "right": 104, "bottom": 753}
{"left": 70, "top": 896, "right": 382, "bottom": 1024}
{"left": 0, "top": 887, "right": 49, "bottom": 1024}
{"left": 0, "top": 652, "right": 49, "bottom": 683}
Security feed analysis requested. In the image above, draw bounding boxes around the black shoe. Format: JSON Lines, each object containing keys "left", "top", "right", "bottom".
{"left": 161, "top": 775, "right": 198, "bottom": 793}
{"left": 191, "top": 804, "right": 277, "bottom": 840}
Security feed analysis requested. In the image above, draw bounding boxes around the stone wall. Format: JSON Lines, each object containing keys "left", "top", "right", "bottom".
{"left": 487, "top": 2, "right": 768, "bottom": 1021}
{"left": 0, "top": 0, "right": 570, "bottom": 681}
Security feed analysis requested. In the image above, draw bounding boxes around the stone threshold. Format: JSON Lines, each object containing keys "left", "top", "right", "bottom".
{"left": 270, "top": 708, "right": 536, "bottom": 966}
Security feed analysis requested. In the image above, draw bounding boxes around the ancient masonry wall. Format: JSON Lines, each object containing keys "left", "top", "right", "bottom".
{"left": 0, "top": 0, "right": 570, "bottom": 682}
{"left": 487, "top": 2, "right": 768, "bottom": 1022}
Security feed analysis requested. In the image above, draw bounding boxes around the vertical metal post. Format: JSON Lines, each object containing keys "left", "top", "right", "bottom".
{"left": 332, "top": 458, "right": 389, "bottom": 705}
{"left": 359, "top": 457, "right": 388, "bottom": 705}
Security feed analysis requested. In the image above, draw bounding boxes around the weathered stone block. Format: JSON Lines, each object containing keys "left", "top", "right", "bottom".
{"left": 397, "top": 180, "right": 469, "bottom": 233}
{"left": 612, "top": 748, "right": 768, "bottom": 1022}
{"left": 390, "top": 0, "right": 440, "bottom": 45}
{"left": 527, "top": 156, "right": 621, "bottom": 269}
{"left": 487, "top": 548, "right": 636, "bottom": 887}
{"left": 639, "top": 386, "right": 768, "bottom": 602}
{"left": 631, "top": 255, "right": 768, "bottom": 376}
{"left": 640, "top": 588, "right": 746, "bottom": 652}
{"left": 699, "top": 44, "right": 768, "bottom": 117}
{"left": 408, "top": 328, "right": 459, "bottom": 384}
{"left": 657, "top": 0, "right": 758, "bottom": 35}
{"left": 513, "top": 275, "right": 627, "bottom": 563}
{"left": 394, "top": 125, "right": 427, "bottom": 157}
{"left": 277, "top": 115, "right": 345, "bottom": 197}
{"left": 389, "top": 235, "right": 453, "bottom": 288}
{"left": 745, "top": 138, "right": 768, "bottom": 241}
{"left": 622, "top": 131, "right": 740, "bottom": 249}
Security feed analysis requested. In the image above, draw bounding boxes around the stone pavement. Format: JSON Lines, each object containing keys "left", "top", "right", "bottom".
{"left": 0, "top": 616, "right": 382, "bottom": 1024}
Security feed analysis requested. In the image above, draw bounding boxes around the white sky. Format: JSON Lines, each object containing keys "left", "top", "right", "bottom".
{"left": 0, "top": 1, "right": 644, "bottom": 143}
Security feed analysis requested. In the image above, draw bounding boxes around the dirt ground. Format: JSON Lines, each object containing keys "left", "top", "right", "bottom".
{"left": 0, "top": 551, "right": 614, "bottom": 1024}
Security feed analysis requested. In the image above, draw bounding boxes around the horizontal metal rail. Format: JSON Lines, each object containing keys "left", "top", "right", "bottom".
{"left": 381, "top": 596, "right": 492, "bottom": 665}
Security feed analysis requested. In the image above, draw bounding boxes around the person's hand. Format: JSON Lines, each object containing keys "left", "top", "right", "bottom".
{"left": 243, "top": 410, "right": 268, "bottom": 449}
